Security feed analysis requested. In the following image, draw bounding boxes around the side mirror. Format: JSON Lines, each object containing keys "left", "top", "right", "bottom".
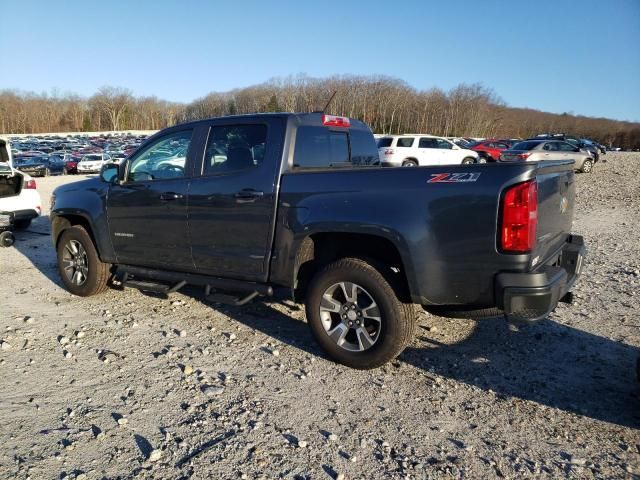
{"left": 452, "top": 145, "right": 460, "bottom": 150}
{"left": 100, "top": 162, "right": 120, "bottom": 184}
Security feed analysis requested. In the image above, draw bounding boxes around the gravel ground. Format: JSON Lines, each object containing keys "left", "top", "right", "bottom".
{"left": 1, "top": 153, "right": 639, "bottom": 480}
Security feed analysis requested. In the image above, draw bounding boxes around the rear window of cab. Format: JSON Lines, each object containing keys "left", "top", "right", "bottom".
{"left": 292, "top": 127, "right": 379, "bottom": 169}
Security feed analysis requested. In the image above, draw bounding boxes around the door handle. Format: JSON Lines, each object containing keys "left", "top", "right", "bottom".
{"left": 159, "top": 192, "right": 184, "bottom": 201}
{"left": 234, "top": 189, "right": 264, "bottom": 203}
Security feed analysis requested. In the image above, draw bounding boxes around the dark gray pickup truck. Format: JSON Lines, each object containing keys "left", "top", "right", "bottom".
{"left": 50, "top": 113, "right": 585, "bottom": 369}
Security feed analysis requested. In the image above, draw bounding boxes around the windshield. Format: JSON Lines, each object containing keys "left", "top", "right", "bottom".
{"left": 83, "top": 155, "right": 102, "bottom": 161}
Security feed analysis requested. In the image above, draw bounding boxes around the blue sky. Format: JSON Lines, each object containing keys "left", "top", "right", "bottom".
{"left": 2, "top": 0, "right": 639, "bottom": 121}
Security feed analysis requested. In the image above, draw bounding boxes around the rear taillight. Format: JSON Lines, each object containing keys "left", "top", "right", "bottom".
{"left": 384, "top": 148, "right": 394, "bottom": 155}
{"left": 25, "top": 179, "right": 37, "bottom": 189}
{"left": 516, "top": 153, "right": 532, "bottom": 160}
{"left": 500, "top": 180, "right": 537, "bottom": 253}
{"left": 322, "top": 114, "right": 350, "bottom": 128}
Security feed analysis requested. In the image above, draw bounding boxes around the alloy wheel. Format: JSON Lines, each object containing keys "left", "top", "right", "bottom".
{"left": 318, "top": 282, "right": 382, "bottom": 352}
{"left": 62, "top": 240, "right": 89, "bottom": 286}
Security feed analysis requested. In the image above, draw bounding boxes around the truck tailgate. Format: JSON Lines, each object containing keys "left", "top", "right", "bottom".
{"left": 532, "top": 160, "right": 576, "bottom": 268}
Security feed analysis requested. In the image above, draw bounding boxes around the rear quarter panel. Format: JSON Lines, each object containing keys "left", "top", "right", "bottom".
{"left": 271, "top": 163, "right": 542, "bottom": 306}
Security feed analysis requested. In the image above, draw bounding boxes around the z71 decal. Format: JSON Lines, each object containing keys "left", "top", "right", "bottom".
{"left": 428, "top": 172, "right": 481, "bottom": 183}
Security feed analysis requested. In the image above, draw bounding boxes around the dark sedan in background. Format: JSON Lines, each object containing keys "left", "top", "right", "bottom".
{"left": 15, "top": 156, "right": 66, "bottom": 176}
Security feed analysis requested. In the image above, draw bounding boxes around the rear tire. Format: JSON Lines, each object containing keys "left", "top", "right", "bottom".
{"left": 402, "top": 159, "right": 418, "bottom": 167}
{"left": 581, "top": 159, "right": 593, "bottom": 173}
{"left": 305, "top": 257, "right": 416, "bottom": 369}
{"left": 56, "top": 226, "right": 110, "bottom": 296}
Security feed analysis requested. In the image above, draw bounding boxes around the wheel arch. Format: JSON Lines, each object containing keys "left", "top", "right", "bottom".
{"left": 291, "top": 232, "right": 414, "bottom": 303}
{"left": 51, "top": 213, "right": 106, "bottom": 261}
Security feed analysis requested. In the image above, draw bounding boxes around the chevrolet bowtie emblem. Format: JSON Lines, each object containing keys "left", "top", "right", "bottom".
{"left": 560, "top": 196, "right": 569, "bottom": 214}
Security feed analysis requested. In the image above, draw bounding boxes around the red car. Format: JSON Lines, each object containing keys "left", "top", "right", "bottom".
{"left": 64, "top": 155, "right": 82, "bottom": 174}
{"left": 470, "top": 139, "right": 515, "bottom": 162}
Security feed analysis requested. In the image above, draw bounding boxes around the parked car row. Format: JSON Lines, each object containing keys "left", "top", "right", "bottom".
{"left": 8, "top": 132, "right": 149, "bottom": 176}
{"left": 374, "top": 132, "right": 604, "bottom": 173}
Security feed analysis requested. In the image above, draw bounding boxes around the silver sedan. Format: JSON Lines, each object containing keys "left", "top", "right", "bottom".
{"left": 500, "top": 140, "right": 595, "bottom": 173}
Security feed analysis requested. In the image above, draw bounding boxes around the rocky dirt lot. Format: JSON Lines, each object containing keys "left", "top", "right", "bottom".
{"left": 1, "top": 153, "right": 639, "bottom": 480}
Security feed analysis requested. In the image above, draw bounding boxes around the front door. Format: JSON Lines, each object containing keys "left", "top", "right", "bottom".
{"left": 106, "top": 129, "right": 195, "bottom": 269}
{"left": 188, "top": 118, "right": 285, "bottom": 282}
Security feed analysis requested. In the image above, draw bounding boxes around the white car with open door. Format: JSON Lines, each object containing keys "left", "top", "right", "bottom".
{"left": 0, "top": 136, "right": 42, "bottom": 230}
{"left": 377, "top": 134, "right": 479, "bottom": 167}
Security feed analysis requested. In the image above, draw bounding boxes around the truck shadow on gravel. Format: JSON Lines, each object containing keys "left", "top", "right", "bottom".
{"left": 212, "top": 299, "right": 640, "bottom": 429}
{"left": 11, "top": 226, "right": 639, "bottom": 429}
{"left": 11, "top": 214, "right": 65, "bottom": 289}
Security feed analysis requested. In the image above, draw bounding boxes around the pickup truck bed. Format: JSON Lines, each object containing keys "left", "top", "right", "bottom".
{"left": 50, "top": 112, "right": 585, "bottom": 369}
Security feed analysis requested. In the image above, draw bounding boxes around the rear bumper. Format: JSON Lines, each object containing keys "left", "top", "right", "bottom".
{"left": 495, "top": 234, "right": 585, "bottom": 321}
{"left": 12, "top": 208, "right": 40, "bottom": 221}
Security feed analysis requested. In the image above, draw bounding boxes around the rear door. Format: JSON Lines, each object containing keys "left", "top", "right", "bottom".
{"left": 418, "top": 137, "right": 444, "bottom": 165}
{"left": 106, "top": 128, "right": 196, "bottom": 269}
{"left": 188, "top": 117, "right": 285, "bottom": 281}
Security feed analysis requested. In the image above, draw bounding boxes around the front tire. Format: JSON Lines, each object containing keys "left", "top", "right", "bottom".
{"left": 305, "top": 258, "right": 416, "bottom": 369}
{"left": 581, "top": 159, "right": 593, "bottom": 173}
{"left": 56, "top": 226, "right": 110, "bottom": 296}
{"left": 462, "top": 157, "right": 475, "bottom": 164}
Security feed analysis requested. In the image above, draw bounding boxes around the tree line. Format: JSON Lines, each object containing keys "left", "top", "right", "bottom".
{"left": 1, "top": 75, "right": 639, "bottom": 149}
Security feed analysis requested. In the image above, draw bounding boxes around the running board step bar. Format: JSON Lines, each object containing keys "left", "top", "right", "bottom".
{"left": 114, "top": 265, "right": 273, "bottom": 302}
{"left": 118, "top": 272, "right": 186, "bottom": 295}
{"left": 204, "top": 287, "right": 259, "bottom": 306}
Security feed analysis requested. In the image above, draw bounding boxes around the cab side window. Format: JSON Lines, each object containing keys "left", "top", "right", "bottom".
{"left": 127, "top": 130, "right": 192, "bottom": 182}
{"left": 203, "top": 124, "right": 267, "bottom": 175}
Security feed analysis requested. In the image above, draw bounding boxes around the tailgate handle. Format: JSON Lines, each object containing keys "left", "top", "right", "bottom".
{"left": 159, "top": 192, "right": 184, "bottom": 201}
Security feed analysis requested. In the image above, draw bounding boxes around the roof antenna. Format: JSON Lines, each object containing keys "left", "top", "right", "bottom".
{"left": 322, "top": 90, "right": 338, "bottom": 113}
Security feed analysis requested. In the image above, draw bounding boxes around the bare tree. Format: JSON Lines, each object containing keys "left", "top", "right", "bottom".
{"left": 1, "top": 77, "right": 639, "bottom": 149}
{"left": 90, "top": 86, "right": 134, "bottom": 131}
